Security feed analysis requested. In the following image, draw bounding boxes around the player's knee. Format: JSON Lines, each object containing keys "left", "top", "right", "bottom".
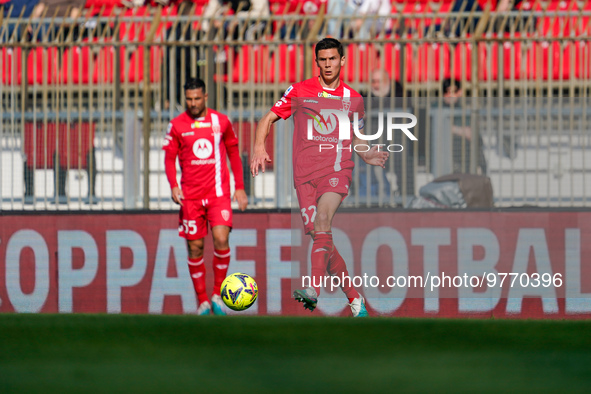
{"left": 187, "top": 243, "right": 204, "bottom": 259}
{"left": 213, "top": 235, "right": 229, "bottom": 250}
{"left": 313, "top": 212, "right": 331, "bottom": 231}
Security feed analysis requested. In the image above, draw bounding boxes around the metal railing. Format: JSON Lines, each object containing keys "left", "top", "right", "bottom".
{"left": 1, "top": 1, "right": 590, "bottom": 210}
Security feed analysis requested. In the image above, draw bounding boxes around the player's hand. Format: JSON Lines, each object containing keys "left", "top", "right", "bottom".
{"left": 250, "top": 149, "right": 271, "bottom": 177}
{"left": 233, "top": 189, "right": 248, "bottom": 211}
{"left": 361, "top": 145, "right": 389, "bottom": 168}
{"left": 171, "top": 186, "right": 184, "bottom": 206}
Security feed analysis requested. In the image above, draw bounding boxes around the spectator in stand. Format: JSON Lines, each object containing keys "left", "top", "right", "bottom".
{"left": 356, "top": 68, "right": 414, "bottom": 204}
{"left": 1, "top": 0, "right": 39, "bottom": 40}
{"left": 442, "top": 78, "right": 488, "bottom": 174}
{"left": 369, "top": 68, "right": 403, "bottom": 98}
{"left": 30, "top": 0, "right": 87, "bottom": 40}
{"left": 32, "top": 0, "right": 86, "bottom": 19}
{"left": 327, "top": 0, "right": 391, "bottom": 40}
{"left": 493, "top": 0, "right": 530, "bottom": 33}
{"left": 275, "top": 0, "right": 327, "bottom": 39}
{"left": 431, "top": 0, "right": 482, "bottom": 38}
{"left": 201, "top": 0, "right": 270, "bottom": 40}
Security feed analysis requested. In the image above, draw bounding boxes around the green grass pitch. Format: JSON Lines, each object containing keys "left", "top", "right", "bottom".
{"left": 1, "top": 314, "right": 591, "bottom": 393}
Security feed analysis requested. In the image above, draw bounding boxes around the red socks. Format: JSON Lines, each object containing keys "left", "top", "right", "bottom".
{"left": 327, "top": 247, "right": 360, "bottom": 302}
{"left": 188, "top": 248, "right": 231, "bottom": 302}
{"left": 213, "top": 248, "right": 231, "bottom": 296}
{"left": 187, "top": 257, "right": 208, "bottom": 304}
{"left": 311, "top": 232, "right": 333, "bottom": 296}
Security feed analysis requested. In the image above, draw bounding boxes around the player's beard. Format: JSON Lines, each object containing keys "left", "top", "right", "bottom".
{"left": 188, "top": 106, "right": 204, "bottom": 118}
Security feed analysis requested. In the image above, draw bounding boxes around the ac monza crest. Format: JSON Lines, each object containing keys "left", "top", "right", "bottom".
{"left": 329, "top": 177, "right": 339, "bottom": 187}
{"left": 341, "top": 99, "right": 351, "bottom": 113}
{"left": 221, "top": 210, "right": 230, "bottom": 221}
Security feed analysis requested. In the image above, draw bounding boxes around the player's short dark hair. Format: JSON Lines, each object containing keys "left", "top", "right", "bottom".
{"left": 184, "top": 78, "right": 206, "bottom": 93}
{"left": 315, "top": 37, "right": 344, "bottom": 58}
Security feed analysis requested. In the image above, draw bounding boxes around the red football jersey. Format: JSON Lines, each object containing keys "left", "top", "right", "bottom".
{"left": 163, "top": 109, "right": 239, "bottom": 199}
{"left": 271, "top": 77, "right": 364, "bottom": 187}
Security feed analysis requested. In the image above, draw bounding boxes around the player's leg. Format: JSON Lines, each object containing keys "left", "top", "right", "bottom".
{"left": 326, "top": 248, "right": 367, "bottom": 317}
{"left": 293, "top": 191, "right": 342, "bottom": 311}
{"left": 186, "top": 238, "right": 212, "bottom": 315}
{"left": 310, "top": 191, "right": 342, "bottom": 290}
{"left": 210, "top": 225, "right": 231, "bottom": 315}
{"left": 180, "top": 199, "right": 211, "bottom": 315}
{"left": 207, "top": 197, "right": 233, "bottom": 315}
{"left": 317, "top": 172, "right": 368, "bottom": 316}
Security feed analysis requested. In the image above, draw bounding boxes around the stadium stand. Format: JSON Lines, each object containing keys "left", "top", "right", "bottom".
{"left": 2, "top": 1, "right": 591, "bottom": 209}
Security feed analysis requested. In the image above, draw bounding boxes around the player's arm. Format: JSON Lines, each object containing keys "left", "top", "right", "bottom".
{"left": 352, "top": 116, "right": 389, "bottom": 169}
{"left": 164, "top": 149, "right": 184, "bottom": 206}
{"left": 250, "top": 110, "right": 280, "bottom": 177}
{"left": 163, "top": 124, "right": 183, "bottom": 205}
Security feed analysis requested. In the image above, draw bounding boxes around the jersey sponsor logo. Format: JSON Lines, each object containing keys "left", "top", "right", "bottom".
{"left": 221, "top": 210, "right": 230, "bottom": 221}
{"left": 329, "top": 177, "right": 339, "bottom": 187}
{"left": 318, "top": 91, "right": 341, "bottom": 100}
{"left": 305, "top": 109, "right": 338, "bottom": 136}
{"left": 193, "top": 138, "right": 213, "bottom": 159}
{"left": 303, "top": 99, "right": 318, "bottom": 104}
{"left": 182, "top": 132, "right": 194, "bottom": 137}
{"left": 163, "top": 135, "right": 173, "bottom": 146}
{"left": 191, "top": 121, "right": 212, "bottom": 129}
{"left": 191, "top": 159, "right": 216, "bottom": 165}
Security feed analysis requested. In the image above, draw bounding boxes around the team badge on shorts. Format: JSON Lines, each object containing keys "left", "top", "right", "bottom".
{"left": 221, "top": 210, "right": 230, "bottom": 221}
{"left": 329, "top": 178, "right": 339, "bottom": 187}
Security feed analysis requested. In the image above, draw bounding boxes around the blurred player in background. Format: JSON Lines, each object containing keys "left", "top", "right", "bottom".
{"left": 163, "top": 78, "right": 248, "bottom": 316}
{"left": 250, "top": 38, "right": 388, "bottom": 317}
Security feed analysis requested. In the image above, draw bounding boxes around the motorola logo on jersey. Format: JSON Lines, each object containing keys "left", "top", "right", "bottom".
{"left": 313, "top": 112, "right": 338, "bottom": 135}
{"left": 193, "top": 139, "right": 213, "bottom": 159}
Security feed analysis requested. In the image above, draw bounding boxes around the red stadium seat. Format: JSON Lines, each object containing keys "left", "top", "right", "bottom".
{"left": 450, "top": 42, "right": 473, "bottom": 81}
{"left": 342, "top": 44, "right": 373, "bottom": 83}
{"left": 406, "top": 42, "right": 449, "bottom": 82}
{"left": 526, "top": 40, "right": 571, "bottom": 81}
{"left": 122, "top": 46, "right": 162, "bottom": 83}
{"left": 539, "top": 0, "right": 579, "bottom": 38}
{"left": 119, "top": 6, "right": 150, "bottom": 42}
{"left": 0, "top": 47, "right": 22, "bottom": 85}
{"left": 478, "top": 37, "right": 524, "bottom": 81}
{"left": 230, "top": 45, "right": 271, "bottom": 83}
{"left": 270, "top": 44, "right": 304, "bottom": 83}
{"left": 93, "top": 46, "right": 115, "bottom": 84}
{"left": 381, "top": 42, "right": 403, "bottom": 82}
{"left": 573, "top": 40, "right": 590, "bottom": 79}
{"left": 23, "top": 122, "right": 95, "bottom": 169}
{"left": 27, "top": 47, "right": 60, "bottom": 85}
{"left": 60, "top": 46, "right": 93, "bottom": 85}
{"left": 232, "top": 121, "right": 274, "bottom": 170}
{"left": 84, "top": 0, "right": 121, "bottom": 17}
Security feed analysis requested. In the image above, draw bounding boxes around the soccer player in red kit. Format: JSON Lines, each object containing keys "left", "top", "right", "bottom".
{"left": 163, "top": 78, "right": 248, "bottom": 315}
{"left": 250, "top": 38, "right": 389, "bottom": 317}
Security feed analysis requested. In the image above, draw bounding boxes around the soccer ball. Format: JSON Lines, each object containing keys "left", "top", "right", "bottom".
{"left": 220, "top": 273, "right": 258, "bottom": 311}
